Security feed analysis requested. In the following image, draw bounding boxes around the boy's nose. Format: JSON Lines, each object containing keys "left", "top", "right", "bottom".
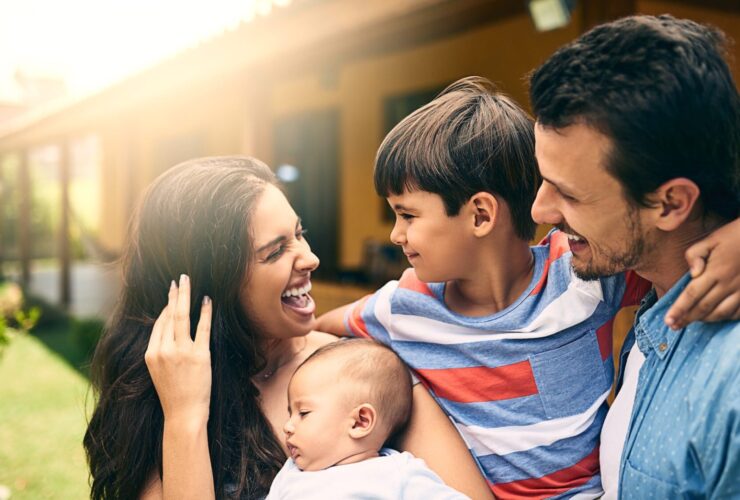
{"left": 390, "top": 221, "right": 406, "bottom": 246}
{"left": 531, "top": 183, "right": 563, "bottom": 225}
{"left": 283, "top": 419, "right": 294, "bottom": 435}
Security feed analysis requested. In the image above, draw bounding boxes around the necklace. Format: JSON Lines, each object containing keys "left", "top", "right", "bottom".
{"left": 260, "top": 337, "right": 308, "bottom": 380}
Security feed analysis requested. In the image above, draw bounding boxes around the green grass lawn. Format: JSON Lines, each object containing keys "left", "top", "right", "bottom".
{"left": 0, "top": 331, "right": 91, "bottom": 499}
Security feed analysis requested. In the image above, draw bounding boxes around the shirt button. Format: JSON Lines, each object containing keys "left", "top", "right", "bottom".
{"left": 659, "top": 343, "right": 667, "bottom": 352}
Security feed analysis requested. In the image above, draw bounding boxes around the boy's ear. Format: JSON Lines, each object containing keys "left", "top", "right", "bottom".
{"left": 650, "top": 178, "right": 701, "bottom": 231}
{"left": 348, "top": 404, "right": 377, "bottom": 439}
{"left": 468, "top": 192, "right": 498, "bottom": 237}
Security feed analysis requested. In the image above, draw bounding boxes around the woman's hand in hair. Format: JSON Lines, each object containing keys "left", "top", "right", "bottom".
{"left": 145, "top": 274, "right": 213, "bottom": 428}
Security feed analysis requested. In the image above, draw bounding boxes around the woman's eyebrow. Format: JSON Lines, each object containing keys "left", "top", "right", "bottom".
{"left": 256, "top": 219, "right": 302, "bottom": 253}
{"left": 256, "top": 235, "right": 286, "bottom": 253}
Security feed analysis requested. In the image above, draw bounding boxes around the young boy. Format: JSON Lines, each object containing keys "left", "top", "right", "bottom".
{"left": 266, "top": 339, "right": 468, "bottom": 500}
{"left": 318, "top": 77, "right": 652, "bottom": 498}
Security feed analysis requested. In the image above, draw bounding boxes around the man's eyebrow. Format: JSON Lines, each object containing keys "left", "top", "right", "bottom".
{"left": 541, "top": 175, "right": 577, "bottom": 195}
{"left": 256, "top": 219, "right": 302, "bottom": 253}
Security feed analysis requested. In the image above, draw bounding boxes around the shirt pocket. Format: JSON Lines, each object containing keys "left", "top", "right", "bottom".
{"left": 620, "top": 458, "right": 680, "bottom": 499}
{"left": 529, "top": 331, "right": 610, "bottom": 420}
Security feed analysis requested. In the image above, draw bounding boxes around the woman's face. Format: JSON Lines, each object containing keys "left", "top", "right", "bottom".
{"left": 241, "top": 183, "right": 320, "bottom": 340}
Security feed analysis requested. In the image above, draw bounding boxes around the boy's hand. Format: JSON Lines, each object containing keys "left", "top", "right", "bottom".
{"left": 316, "top": 304, "right": 352, "bottom": 337}
{"left": 666, "top": 218, "right": 740, "bottom": 329}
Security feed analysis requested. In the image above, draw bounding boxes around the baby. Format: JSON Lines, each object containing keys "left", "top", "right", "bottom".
{"left": 266, "top": 339, "right": 468, "bottom": 499}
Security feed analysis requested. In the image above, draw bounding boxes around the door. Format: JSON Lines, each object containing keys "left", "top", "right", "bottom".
{"left": 273, "top": 109, "right": 339, "bottom": 280}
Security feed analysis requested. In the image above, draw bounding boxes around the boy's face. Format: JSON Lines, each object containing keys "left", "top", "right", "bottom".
{"left": 283, "top": 361, "right": 358, "bottom": 471}
{"left": 387, "top": 190, "right": 475, "bottom": 283}
{"left": 531, "top": 123, "right": 657, "bottom": 279}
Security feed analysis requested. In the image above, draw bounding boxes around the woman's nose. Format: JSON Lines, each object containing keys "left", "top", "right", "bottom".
{"left": 296, "top": 244, "right": 320, "bottom": 273}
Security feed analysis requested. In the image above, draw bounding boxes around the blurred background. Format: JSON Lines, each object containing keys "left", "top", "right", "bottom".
{"left": 0, "top": 0, "right": 737, "bottom": 498}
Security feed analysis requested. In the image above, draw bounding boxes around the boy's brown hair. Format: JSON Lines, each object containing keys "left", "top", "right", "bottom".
{"left": 374, "top": 76, "right": 541, "bottom": 241}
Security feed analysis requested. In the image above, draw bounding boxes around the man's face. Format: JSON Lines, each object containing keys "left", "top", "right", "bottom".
{"left": 531, "top": 123, "right": 656, "bottom": 280}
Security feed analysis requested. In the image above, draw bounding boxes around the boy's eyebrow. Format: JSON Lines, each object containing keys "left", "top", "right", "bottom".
{"left": 256, "top": 219, "right": 302, "bottom": 252}
{"left": 391, "top": 203, "right": 415, "bottom": 212}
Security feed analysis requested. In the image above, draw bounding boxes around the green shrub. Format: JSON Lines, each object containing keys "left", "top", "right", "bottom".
{"left": 0, "top": 317, "right": 7, "bottom": 356}
{"left": 21, "top": 293, "right": 69, "bottom": 329}
{"left": 0, "top": 282, "right": 42, "bottom": 358}
{"left": 71, "top": 317, "right": 105, "bottom": 358}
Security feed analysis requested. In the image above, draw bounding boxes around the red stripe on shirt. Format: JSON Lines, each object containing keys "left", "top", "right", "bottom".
{"left": 398, "top": 268, "right": 435, "bottom": 297}
{"left": 416, "top": 361, "right": 538, "bottom": 403}
{"left": 621, "top": 270, "right": 652, "bottom": 308}
{"left": 347, "top": 295, "right": 372, "bottom": 338}
{"left": 530, "top": 231, "right": 571, "bottom": 296}
{"left": 491, "top": 445, "right": 600, "bottom": 499}
{"left": 596, "top": 319, "right": 614, "bottom": 361}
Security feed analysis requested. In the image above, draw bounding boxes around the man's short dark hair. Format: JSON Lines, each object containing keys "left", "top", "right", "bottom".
{"left": 374, "top": 76, "right": 541, "bottom": 241}
{"left": 530, "top": 15, "right": 740, "bottom": 221}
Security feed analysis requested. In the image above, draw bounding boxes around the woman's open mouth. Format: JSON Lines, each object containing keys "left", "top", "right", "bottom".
{"left": 281, "top": 281, "right": 316, "bottom": 317}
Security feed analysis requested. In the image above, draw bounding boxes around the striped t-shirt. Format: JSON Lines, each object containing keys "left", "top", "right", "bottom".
{"left": 345, "top": 230, "right": 650, "bottom": 499}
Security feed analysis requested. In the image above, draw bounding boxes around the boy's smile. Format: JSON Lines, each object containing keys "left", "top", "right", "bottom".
{"left": 386, "top": 190, "right": 474, "bottom": 283}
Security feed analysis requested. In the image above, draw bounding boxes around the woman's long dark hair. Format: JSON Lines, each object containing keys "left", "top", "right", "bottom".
{"left": 84, "top": 156, "right": 287, "bottom": 499}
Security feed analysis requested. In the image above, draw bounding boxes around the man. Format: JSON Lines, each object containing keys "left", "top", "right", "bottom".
{"left": 529, "top": 15, "right": 739, "bottom": 498}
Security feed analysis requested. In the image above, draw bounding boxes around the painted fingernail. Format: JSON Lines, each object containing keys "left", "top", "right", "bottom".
{"left": 203, "top": 296, "right": 211, "bottom": 305}
{"left": 180, "top": 274, "right": 189, "bottom": 286}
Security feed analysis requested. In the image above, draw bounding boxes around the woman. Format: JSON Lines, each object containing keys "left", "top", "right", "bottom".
{"left": 84, "top": 156, "right": 491, "bottom": 499}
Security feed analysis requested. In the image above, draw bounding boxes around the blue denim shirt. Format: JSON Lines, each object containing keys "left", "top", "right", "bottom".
{"left": 618, "top": 273, "right": 740, "bottom": 499}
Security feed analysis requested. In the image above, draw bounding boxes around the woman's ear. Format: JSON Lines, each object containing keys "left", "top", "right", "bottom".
{"left": 467, "top": 192, "right": 498, "bottom": 237}
{"left": 348, "top": 404, "right": 377, "bottom": 439}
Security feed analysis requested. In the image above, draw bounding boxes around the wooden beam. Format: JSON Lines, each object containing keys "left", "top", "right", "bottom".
{"left": 581, "top": 0, "right": 636, "bottom": 32}
{"left": 18, "top": 151, "right": 30, "bottom": 287}
{"left": 0, "top": 156, "right": 4, "bottom": 280}
{"left": 665, "top": 0, "right": 740, "bottom": 14}
{"left": 59, "top": 142, "right": 71, "bottom": 308}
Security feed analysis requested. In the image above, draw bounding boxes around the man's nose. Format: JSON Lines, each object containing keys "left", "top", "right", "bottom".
{"left": 531, "top": 183, "right": 563, "bottom": 225}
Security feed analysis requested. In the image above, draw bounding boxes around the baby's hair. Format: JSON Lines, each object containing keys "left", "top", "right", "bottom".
{"left": 296, "top": 339, "right": 413, "bottom": 438}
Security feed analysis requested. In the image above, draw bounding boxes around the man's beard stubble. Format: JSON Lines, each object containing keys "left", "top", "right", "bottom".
{"left": 566, "top": 206, "right": 651, "bottom": 281}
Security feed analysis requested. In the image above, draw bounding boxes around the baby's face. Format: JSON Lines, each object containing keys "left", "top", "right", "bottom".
{"left": 283, "top": 361, "right": 357, "bottom": 471}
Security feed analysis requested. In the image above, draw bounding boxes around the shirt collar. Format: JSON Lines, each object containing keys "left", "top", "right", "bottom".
{"left": 634, "top": 272, "right": 691, "bottom": 360}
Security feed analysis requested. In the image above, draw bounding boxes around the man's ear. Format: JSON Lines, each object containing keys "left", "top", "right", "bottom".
{"left": 651, "top": 178, "right": 701, "bottom": 231}
{"left": 348, "top": 404, "right": 377, "bottom": 439}
{"left": 467, "top": 192, "right": 498, "bottom": 237}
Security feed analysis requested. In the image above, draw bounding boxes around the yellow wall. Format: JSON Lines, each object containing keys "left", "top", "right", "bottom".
{"left": 268, "top": 12, "right": 582, "bottom": 268}
{"left": 96, "top": 3, "right": 740, "bottom": 263}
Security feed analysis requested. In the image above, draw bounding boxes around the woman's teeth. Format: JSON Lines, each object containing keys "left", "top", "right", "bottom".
{"left": 566, "top": 233, "right": 585, "bottom": 243}
{"left": 281, "top": 282, "right": 312, "bottom": 298}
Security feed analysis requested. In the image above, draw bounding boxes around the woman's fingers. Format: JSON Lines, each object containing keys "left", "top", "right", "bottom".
{"left": 174, "top": 274, "right": 191, "bottom": 343}
{"left": 161, "top": 280, "right": 178, "bottom": 345}
{"left": 685, "top": 239, "right": 712, "bottom": 278}
{"left": 195, "top": 296, "right": 212, "bottom": 350}
{"left": 146, "top": 281, "right": 177, "bottom": 365}
{"left": 665, "top": 274, "right": 718, "bottom": 329}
